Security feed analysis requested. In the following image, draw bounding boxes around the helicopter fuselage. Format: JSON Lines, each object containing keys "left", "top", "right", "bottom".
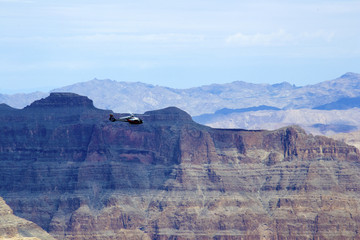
{"left": 109, "top": 114, "right": 143, "bottom": 124}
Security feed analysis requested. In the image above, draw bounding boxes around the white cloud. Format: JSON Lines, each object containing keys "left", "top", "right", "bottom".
{"left": 226, "top": 29, "right": 335, "bottom": 47}
{"left": 226, "top": 29, "right": 291, "bottom": 46}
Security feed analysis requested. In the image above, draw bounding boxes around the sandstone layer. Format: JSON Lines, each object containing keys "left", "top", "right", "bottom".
{"left": 1, "top": 93, "right": 360, "bottom": 239}
{"left": 0, "top": 197, "right": 56, "bottom": 240}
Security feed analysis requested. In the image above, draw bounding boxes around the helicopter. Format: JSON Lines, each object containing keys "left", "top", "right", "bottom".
{"left": 109, "top": 113, "right": 143, "bottom": 124}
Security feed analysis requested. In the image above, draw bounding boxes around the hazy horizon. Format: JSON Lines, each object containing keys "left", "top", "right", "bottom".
{"left": 1, "top": 71, "right": 358, "bottom": 95}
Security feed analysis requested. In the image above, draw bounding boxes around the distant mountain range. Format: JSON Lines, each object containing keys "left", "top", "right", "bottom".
{"left": 1, "top": 72, "right": 360, "bottom": 135}
{"left": 314, "top": 96, "right": 360, "bottom": 110}
{"left": 200, "top": 108, "right": 360, "bottom": 135}
{"left": 193, "top": 105, "right": 281, "bottom": 123}
{"left": 1, "top": 72, "right": 360, "bottom": 116}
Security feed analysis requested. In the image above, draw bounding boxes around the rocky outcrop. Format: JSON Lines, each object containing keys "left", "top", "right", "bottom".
{"left": 0, "top": 197, "right": 56, "bottom": 240}
{"left": 1, "top": 93, "right": 360, "bottom": 239}
{"left": 26, "top": 92, "right": 95, "bottom": 109}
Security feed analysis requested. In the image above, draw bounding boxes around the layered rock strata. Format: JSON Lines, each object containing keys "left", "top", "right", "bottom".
{"left": 0, "top": 197, "right": 56, "bottom": 240}
{"left": 0, "top": 93, "right": 360, "bottom": 239}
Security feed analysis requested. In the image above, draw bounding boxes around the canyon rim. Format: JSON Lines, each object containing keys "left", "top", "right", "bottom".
{"left": 0, "top": 93, "right": 360, "bottom": 239}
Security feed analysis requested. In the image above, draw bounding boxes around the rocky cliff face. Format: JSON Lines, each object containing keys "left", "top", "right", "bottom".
{"left": 0, "top": 197, "right": 56, "bottom": 240}
{"left": 1, "top": 93, "right": 360, "bottom": 239}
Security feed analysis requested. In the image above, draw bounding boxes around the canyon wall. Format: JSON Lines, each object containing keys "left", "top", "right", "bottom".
{"left": 1, "top": 93, "right": 360, "bottom": 239}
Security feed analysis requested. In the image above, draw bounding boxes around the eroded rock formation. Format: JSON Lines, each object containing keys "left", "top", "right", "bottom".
{"left": 1, "top": 93, "right": 360, "bottom": 239}
{"left": 0, "top": 197, "right": 56, "bottom": 240}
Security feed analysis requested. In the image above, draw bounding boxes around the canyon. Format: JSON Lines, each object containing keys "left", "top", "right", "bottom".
{"left": 1, "top": 93, "right": 360, "bottom": 239}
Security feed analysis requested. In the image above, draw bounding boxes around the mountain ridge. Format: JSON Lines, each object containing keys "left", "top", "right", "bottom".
{"left": 1, "top": 72, "right": 359, "bottom": 115}
{"left": 200, "top": 108, "right": 360, "bottom": 136}
{"left": 314, "top": 96, "right": 360, "bottom": 110}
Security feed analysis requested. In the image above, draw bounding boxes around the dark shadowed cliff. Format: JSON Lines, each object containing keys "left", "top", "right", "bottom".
{"left": 1, "top": 93, "right": 360, "bottom": 239}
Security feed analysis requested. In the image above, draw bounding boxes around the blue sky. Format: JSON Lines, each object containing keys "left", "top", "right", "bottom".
{"left": 0, "top": 0, "right": 359, "bottom": 93}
